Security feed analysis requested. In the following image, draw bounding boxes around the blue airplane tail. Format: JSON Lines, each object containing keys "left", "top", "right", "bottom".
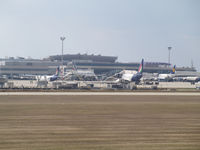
{"left": 131, "top": 59, "right": 144, "bottom": 83}
{"left": 138, "top": 59, "right": 144, "bottom": 74}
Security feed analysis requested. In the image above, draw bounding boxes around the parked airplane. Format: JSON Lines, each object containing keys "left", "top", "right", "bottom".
{"left": 106, "top": 59, "right": 144, "bottom": 84}
{"left": 181, "top": 76, "right": 200, "bottom": 84}
{"left": 157, "top": 65, "right": 200, "bottom": 84}
{"left": 158, "top": 65, "right": 176, "bottom": 81}
{"left": 36, "top": 66, "right": 60, "bottom": 82}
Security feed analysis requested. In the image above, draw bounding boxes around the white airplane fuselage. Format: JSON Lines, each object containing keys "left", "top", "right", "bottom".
{"left": 121, "top": 70, "right": 138, "bottom": 82}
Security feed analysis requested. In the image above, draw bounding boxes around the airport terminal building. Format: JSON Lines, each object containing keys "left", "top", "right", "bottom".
{"left": 0, "top": 54, "right": 196, "bottom": 77}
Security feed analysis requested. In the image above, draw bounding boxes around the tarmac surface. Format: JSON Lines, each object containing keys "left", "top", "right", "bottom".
{"left": 0, "top": 92, "right": 200, "bottom": 96}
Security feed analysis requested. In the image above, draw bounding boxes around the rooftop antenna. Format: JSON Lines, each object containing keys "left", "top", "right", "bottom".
{"left": 191, "top": 59, "right": 194, "bottom": 68}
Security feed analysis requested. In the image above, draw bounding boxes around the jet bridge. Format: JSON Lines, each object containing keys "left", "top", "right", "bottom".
{"left": 0, "top": 77, "right": 8, "bottom": 88}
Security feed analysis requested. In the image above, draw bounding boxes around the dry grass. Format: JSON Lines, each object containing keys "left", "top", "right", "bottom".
{"left": 0, "top": 95, "right": 200, "bottom": 150}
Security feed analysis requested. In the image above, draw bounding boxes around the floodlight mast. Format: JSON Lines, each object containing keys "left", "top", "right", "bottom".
{"left": 60, "top": 36, "right": 66, "bottom": 78}
{"left": 168, "top": 47, "right": 172, "bottom": 66}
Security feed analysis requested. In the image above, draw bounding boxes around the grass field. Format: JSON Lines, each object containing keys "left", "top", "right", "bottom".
{"left": 0, "top": 95, "right": 200, "bottom": 150}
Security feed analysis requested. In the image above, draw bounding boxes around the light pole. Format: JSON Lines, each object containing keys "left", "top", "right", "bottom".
{"left": 60, "top": 36, "right": 66, "bottom": 77}
{"left": 168, "top": 47, "right": 172, "bottom": 66}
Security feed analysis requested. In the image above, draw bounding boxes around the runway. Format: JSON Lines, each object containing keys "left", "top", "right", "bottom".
{"left": 0, "top": 94, "right": 200, "bottom": 150}
{"left": 0, "top": 92, "right": 200, "bottom": 96}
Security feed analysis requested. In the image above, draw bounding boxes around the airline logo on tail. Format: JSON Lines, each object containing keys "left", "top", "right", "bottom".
{"left": 55, "top": 66, "right": 60, "bottom": 76}
{"left": 138, "top": 59, "right": 144, "bottom": 74}
{"left": 171, "top": 65, "right": 176, "bottom": 74}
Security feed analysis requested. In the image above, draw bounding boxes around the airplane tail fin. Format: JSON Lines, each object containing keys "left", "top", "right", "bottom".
{"left": 72, "top": 62, "right": 77, "bottom": 71}
{"left": 138, "top": 59, "right": 144, "bottom": 74}
{"left": 171, "top": 65, "right": 176, "bottom": 74}
{"left": 55, "top": 66, "right": 60, "bottom": 76}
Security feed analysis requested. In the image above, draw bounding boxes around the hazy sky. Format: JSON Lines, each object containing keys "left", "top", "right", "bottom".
{"left": 0, "top": 0, "right": 200, "bottom": 70}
